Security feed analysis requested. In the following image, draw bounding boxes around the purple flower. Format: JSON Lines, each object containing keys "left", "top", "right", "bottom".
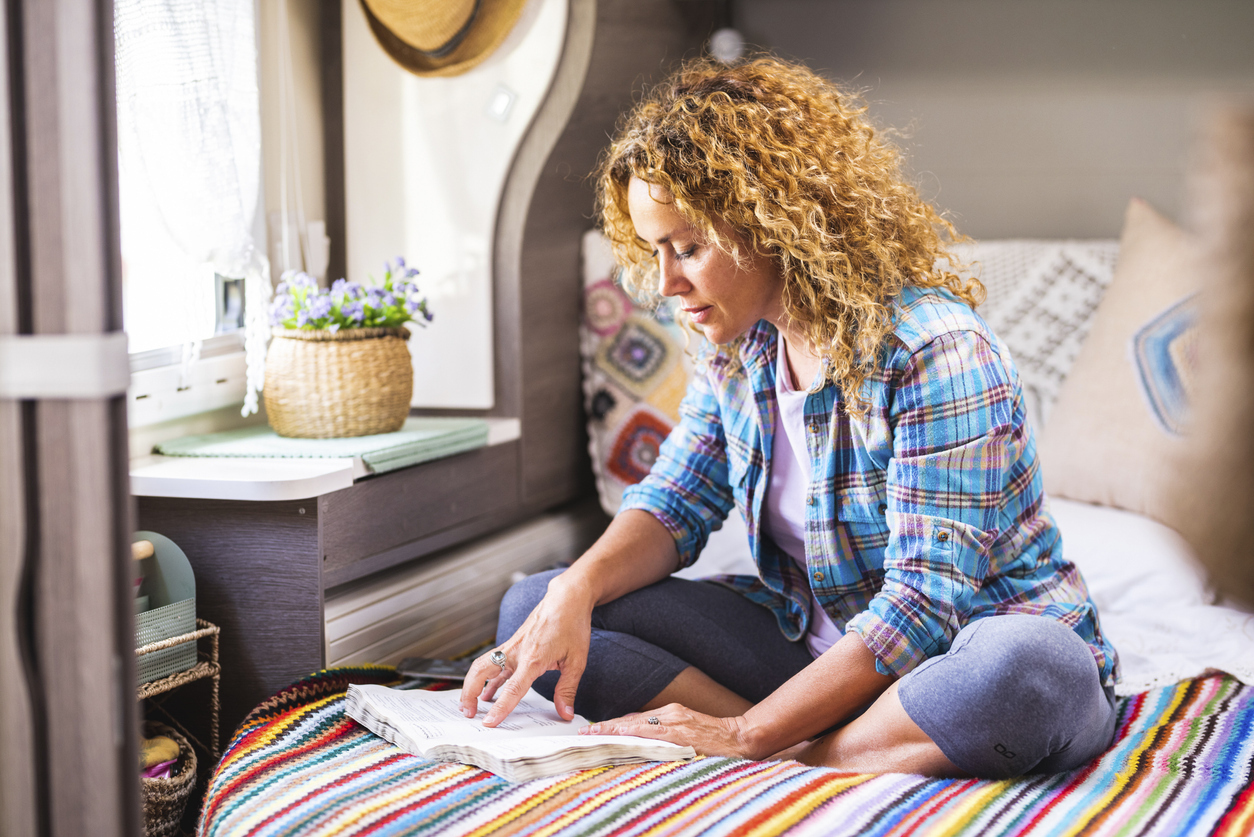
{"left": 309, "top": 295, "right": 333, "bottom": 319}
{"left": 342, "top": 300, "right": 365, "bottom": 323}
{"left": 269, "top": 256, "right": 428, "bottom": 332}
{"left": 268, "top": 297, "right": 293, "bottom": 326}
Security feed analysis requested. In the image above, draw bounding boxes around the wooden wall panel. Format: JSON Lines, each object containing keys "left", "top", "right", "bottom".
{"left": 0, "top": 404, "right": 34, "bottom": 837}
{"left": 0, "top": 0, "right": 36, "bottom": 830}
{"left": 18, "top": 0, "right": 139, "bottom": 835}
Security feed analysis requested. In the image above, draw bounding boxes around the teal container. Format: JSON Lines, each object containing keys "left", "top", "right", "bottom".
{"left": 133, "top": 531, "right": 197, "bottom": 684}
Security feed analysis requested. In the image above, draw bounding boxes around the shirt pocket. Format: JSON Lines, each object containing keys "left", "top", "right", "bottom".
{"left": 836, "top": 479, "right": 891, "bottom": 550}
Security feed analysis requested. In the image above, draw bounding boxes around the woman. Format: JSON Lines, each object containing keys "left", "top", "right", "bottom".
{"left": 459, "top": 56, "right": 1118, "bottom": 779}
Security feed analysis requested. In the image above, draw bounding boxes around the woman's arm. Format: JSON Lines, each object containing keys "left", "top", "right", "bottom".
{"left": 464, "top": 352, "right": 738, "bottom": 727}
{"left": 459, "top": 509, "right": 680, "bottom": 726}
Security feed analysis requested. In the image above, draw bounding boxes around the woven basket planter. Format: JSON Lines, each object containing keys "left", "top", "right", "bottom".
{"left": 264, "top": 327, "right": 414, "bottom": 438}
{"left": 140, "top": 722, "right": 197, "bottom": 837}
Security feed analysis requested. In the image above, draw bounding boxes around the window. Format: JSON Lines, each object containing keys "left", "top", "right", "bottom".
{"left": 115, "top": 0, "right": 267, "bottom": 421}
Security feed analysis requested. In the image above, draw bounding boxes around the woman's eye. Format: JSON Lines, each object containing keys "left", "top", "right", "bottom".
{"left": 676, "top": 246, "right": 696, "bottom": 260}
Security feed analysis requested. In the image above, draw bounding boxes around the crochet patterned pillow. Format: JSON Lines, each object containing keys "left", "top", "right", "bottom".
{"left": 581, "top": 230, "right": 703, "bottom": 517}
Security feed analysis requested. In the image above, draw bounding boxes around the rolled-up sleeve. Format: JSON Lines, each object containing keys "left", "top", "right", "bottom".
{"left": 846, "top": 330, "right": 1016, "bottom": 678}
{"left": 620, "top": 365, "right": 737, "bottom": 568}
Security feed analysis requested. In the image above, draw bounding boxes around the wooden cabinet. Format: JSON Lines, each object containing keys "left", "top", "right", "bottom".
{"left": 136, "top": 442, "right": 540, "bottom": 736}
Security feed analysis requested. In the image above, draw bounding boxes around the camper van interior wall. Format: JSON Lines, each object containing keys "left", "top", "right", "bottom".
{"left": 263, "top": 260, "right": 433, "bottom": 438}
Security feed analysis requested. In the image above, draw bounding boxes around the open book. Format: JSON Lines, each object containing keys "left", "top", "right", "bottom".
{"left": 345, "top": 684, "right": 695, "bottom": 782}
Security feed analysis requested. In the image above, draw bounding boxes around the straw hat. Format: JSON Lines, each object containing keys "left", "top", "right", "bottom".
{"left": 359, "top": 0, "right": 528, "bottom": 78}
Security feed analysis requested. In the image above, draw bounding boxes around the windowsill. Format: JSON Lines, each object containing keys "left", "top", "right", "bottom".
{"left": 130, "top": 417, "right": 521, "bottom": 501}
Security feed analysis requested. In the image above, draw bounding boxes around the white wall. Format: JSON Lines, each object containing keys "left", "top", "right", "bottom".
{"left": 736, "top": 0, "right": 1254, "bottom": 238}
{"left": 341, "top": 0, "right": 566, "bottom": 410}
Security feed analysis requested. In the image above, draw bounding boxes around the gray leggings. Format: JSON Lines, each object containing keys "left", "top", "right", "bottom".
{"left": 497, "top": 569, "right": 1117, "bottom": 778}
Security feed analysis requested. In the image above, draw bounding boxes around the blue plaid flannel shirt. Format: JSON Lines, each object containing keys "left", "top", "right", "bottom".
{"left": 621, "top": 286, "right": 1118, "bottom": 686}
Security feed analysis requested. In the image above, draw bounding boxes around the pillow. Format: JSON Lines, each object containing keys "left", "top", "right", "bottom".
{"left": 955, "top": 240, "right": 1120, "bottom": 429}
{"left": 1038, "top": 199, "right": 1203, "bottom": 532}
{"left": 580, "top": 230, "right": 696, "bottom": 517}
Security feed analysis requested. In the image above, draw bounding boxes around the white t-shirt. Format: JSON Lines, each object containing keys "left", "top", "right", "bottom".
{"left": 762, "top": 339, "right": 843, "bottom": 658}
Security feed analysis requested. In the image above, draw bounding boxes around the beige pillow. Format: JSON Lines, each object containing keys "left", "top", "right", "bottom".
{"left": 1039, "top": 199, "right": 1202, "bottom": 532}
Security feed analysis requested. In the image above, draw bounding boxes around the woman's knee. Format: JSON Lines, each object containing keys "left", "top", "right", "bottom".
{"left": 898, "top": 615, "right": 1114, "bottom": 778}
{"left": 971, "top": 615, "right": 1100, "bottom": 705}
{"left": 496, "top": 568, "right": 564, "bottom": 641}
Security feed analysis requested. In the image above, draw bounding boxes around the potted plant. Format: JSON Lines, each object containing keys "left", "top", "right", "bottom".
{"left": 264, "top": 259, "right": 433, "bottom": 438}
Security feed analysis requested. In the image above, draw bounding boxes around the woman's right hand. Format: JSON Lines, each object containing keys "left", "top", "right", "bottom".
{"left": 458, "top": 572, "right": 597, "bottom": 726}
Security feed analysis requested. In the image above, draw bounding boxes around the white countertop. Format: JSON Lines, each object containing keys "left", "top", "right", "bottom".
{"left": 130, "top": 418, "right": 521, "bottom": 501}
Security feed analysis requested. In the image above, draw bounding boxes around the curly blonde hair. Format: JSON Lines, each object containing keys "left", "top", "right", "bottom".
{"left": 595, "top": 56, "right": 983, "bottom": 412}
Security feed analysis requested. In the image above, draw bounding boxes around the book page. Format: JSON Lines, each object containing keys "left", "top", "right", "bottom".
{"left": 349, "top": 685, "right": 586, "bottom": 747}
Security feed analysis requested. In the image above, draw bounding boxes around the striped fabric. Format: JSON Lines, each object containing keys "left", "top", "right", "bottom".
{"left": 199, "top": 668, "right": 1254, "bottom": 837}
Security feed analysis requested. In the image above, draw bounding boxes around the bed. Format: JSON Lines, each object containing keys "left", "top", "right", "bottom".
{"left": 198, "top": 669, "right": 1253, "bottom": 837}
{"left": 197, "top": 218, "right": 1254, "bottom": 835}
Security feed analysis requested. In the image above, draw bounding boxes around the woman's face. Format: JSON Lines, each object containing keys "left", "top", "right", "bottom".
{"left": 627, "top": 177, "right": 784, "bottom": 345}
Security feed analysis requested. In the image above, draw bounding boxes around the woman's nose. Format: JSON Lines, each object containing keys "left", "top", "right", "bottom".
{"left": 657, "top": 254, "right": 686, "bottom": 297}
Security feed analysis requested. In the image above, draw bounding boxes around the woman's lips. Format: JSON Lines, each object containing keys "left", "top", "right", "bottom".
{"left": 684, "top": 305, "right": 712, "bottom": 324}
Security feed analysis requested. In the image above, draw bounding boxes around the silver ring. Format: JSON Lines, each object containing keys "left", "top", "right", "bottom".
{"left": 647, "top": 716, "right": 660, "bottom": 725}
{"left": 489, "top": 649, "right": 507, "bottom": 670}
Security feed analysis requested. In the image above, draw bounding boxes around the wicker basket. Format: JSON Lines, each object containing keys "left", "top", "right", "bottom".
{"left": 264, "top": 327, "right": 414, "bottom": 438}
{"left": 140, "top": 722, "right": 197, "bottom": 837}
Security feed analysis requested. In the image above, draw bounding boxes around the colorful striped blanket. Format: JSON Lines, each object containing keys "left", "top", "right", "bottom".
{"left": 198, "top": 669, "right": 1254, "bottom": 837}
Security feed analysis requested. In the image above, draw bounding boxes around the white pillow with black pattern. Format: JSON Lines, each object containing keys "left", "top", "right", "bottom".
{"left": 952, "top": 240, "right": 1120, "bottom": 430}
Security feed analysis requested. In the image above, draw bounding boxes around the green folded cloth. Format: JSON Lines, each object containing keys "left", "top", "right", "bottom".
{"left": 155, "top": 417, "right": 489, "bottom": 475}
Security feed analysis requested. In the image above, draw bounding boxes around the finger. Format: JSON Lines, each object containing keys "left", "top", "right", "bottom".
{"left": 582, "top": 712, "right": 665, "bottom": 738}
{"left": 458, "top": 655, "right": 501, "bottom": 717}
{"left": 481, "top": 669, "right": 510, "bottom": 702}
{"left": 551, "top": 662, "right": 586, "bottom": 721}
{"left": 482, "top": 662, "right": 542, "bottom": 727}
{"left": 458, "top": 666, "right": 485, "bottom": 717}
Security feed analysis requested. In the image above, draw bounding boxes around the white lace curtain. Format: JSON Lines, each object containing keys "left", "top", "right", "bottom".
{"left": 114, "top": 0, "right": 270, "bottom": 415}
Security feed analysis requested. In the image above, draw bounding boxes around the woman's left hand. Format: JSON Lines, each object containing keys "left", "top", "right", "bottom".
{"left": 579, "top": 704, "right": 758, "bottom": 760}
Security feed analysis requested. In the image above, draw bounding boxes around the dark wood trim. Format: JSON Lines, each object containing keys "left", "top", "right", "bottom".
{"left": 320, "top": 0, "right": 347, "bottom": 284}
{"left": 0, "top": 0, "right": 36, "bottom": 830}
